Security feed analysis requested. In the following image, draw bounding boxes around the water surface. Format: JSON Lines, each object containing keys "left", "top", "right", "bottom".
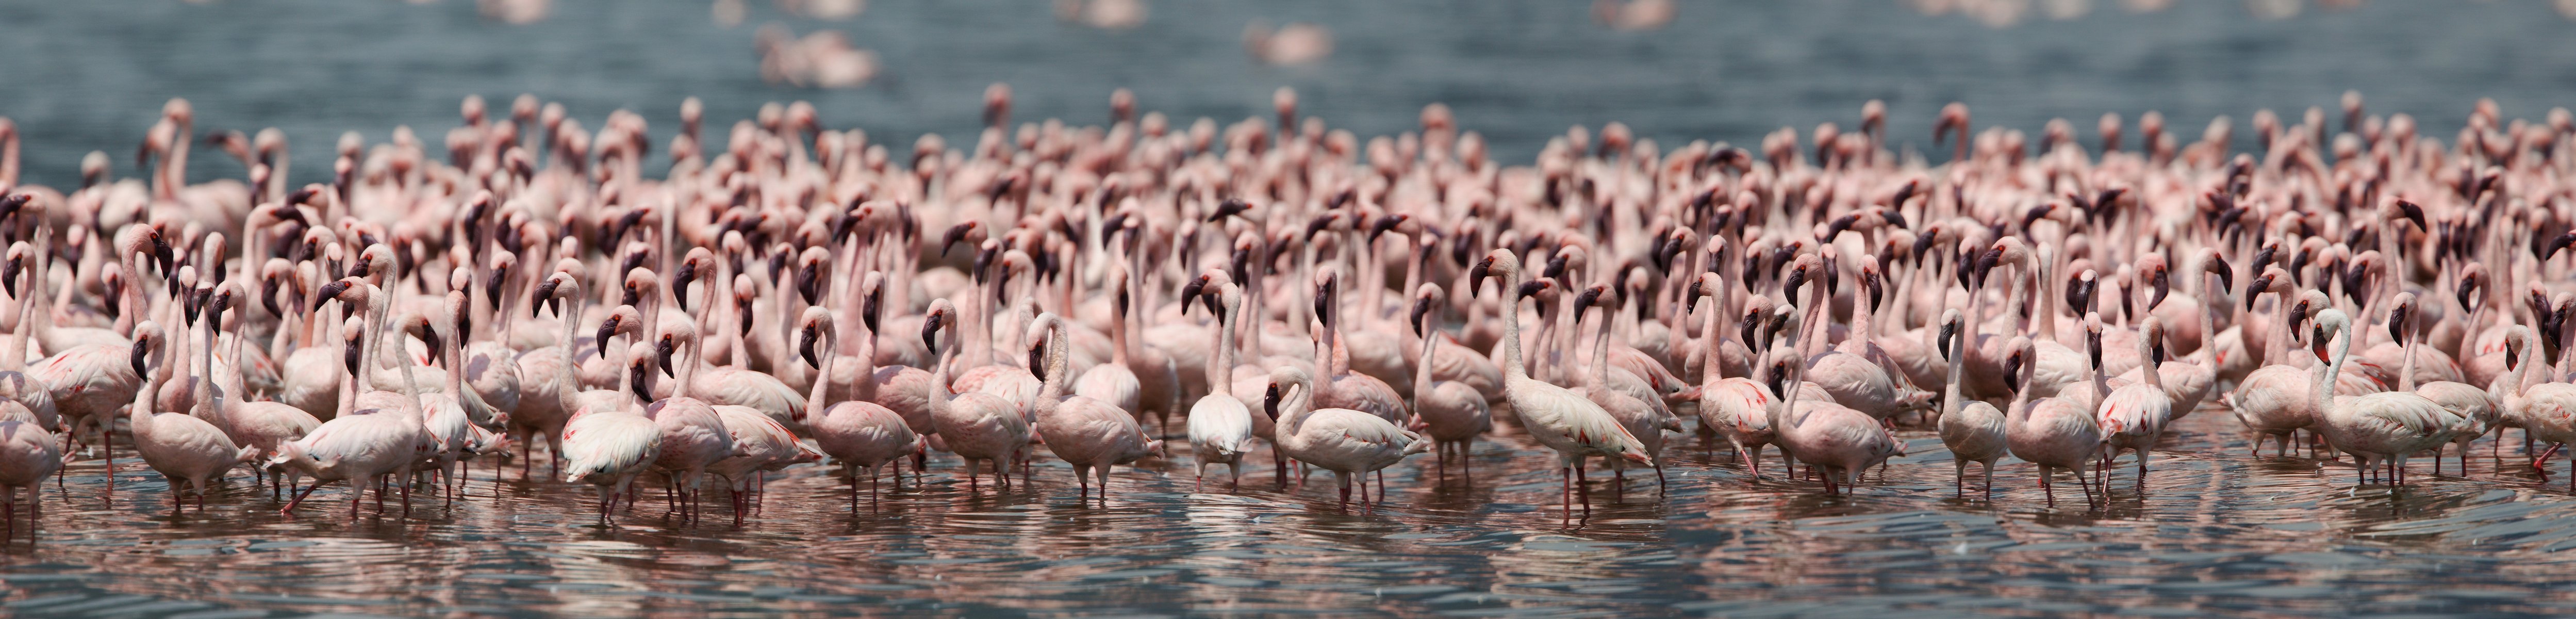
{"left": 7, "top": 406, "right": 2576, "bottom": 617}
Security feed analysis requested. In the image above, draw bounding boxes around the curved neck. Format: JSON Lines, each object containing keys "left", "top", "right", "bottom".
{"left": 2315, "top": 325, "right": 2352, "bottom": 415}
{"left": 807, "top": 326, "right": 836, "bottom": 414}
{"left": 1497, "top": 269, "right": 1527, "bottom": 380}
{"left": 556, "top": 295, "right": 585, "bottom": 414}
{"left": 2397, "top": 320, "right": 2419, "bottom": 390}
{"left": 1588, "top": 307, "right": 1613, "bottom": 388}
{"left": 1698, "top": 292, "right": 1726, "bottom": 383}
{"left": 676, "top": 333, "right": 702, "bottom": 400}
{"left": 1037, "top": 320, "right": 1069, "bottom": 401}
{"left": 1214, "top": 295, "right": 1241, "bottom": 398}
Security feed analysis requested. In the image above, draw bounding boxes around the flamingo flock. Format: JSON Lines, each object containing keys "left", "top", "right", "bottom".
{"left": 0, "top": 88, "right": 2569, "bottom": 532}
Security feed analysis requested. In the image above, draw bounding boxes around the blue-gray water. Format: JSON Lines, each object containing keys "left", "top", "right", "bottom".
{"left": 2, "top": 1, "right": 2575, "bottom": 187}
{"left": 6, "top": 1, "right": 2576, "bottom": 617}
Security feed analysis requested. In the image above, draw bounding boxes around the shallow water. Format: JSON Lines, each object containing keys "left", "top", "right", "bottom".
{"left": 9, "top": 402, "right": 2576, "bottom": 617}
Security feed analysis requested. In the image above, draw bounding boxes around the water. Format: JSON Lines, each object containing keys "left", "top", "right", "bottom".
{"left": 8, "top": 1, "right": 2576, "bottom": 616}
{"left": 1, "top": 1, "right": 2574, "bottom": 187}
{"left": 8, "top": 406, "right": 2576, "bottom": 617}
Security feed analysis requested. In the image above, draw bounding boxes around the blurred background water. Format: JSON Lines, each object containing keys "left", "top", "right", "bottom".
{"left": 1, "top": 0, "right": 2573, "bottom": 187}
{"left": 4, "top": 1, "right": 2576, "bottom": 617}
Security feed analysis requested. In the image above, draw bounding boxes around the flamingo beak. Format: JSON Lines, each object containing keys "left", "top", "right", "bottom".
{"left": 129, "top": 338, "right": 150, "bottom": 378}
{"left": 657, "top": 336, "right": 676, "bottom": 377}
{"left": 531, "top": 279, "right": 560, "bottom": 318}
{"left": 1467, "top": 258, "right": 1493, "bottom": 296}
{"left": 2002, "top": 354, "right": 2024, "bottom": 394}
{"left": 2244, "top": 275, "right": 2271, "bottom": 311}
{"left": 596, "top": 318, "right": 620, "bottom": 359}
{"left": 671, "top": 262, "right": 698, "bottom": 312}
{"left": 921, "top": 313, "right": 944, "bottom": 353}
{"left": 1263, "top": 383, "right": 1281, "bottom": 420}
{"left": 1409, "top": 296, "right": 1431, "bottom": 337}
{"left": 1937, "top": 321, "right": 1957, "bottom": 361}
{"left": 1783, "top": 267, "right": 1808, "bottom": 303}
{"left": 2312, "top": 327, "right": 2330, "bottom": 363}
{"left": 2148, "top": 269, "right": 2169, "bottom": 311}
{"left": 800, "top": 326, "right": 821, "bottom": 369}
{"left": 2208, "top": 256, "right": 2234, "bottom": 292}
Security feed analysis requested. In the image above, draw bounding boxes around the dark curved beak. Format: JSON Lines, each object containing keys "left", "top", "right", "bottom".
{"left": 486, "top": 266, "right": 510, "bottom": 311}
{"left": 1209, "top": 198, "right": 1252, "bottom": 223}
{"left": 621, "top": 284, "right": 641, "bottom": 308}
{"left": 1976, "top": 248, "right": 2002, "bottom": 283}
{"left": 2207, "top": 256, "right": 2233, "bottom": 293}
{"left": 1516, "top": 280, "right": 1549, "bottom": 301}
{"left": 531, "top": 279, "right": 560, "bottom": 318}
{"left": 129, "top": 338, "right": 150, "bottom": 378}
{"left": 631, "top": 361, "right": 653, "bottom": 402}
{"left": 1409, "top": 296, "right": 1432, "bottom": 337}
{"left": 1910, "top": 232, "right": 1938, "bottom": 264}
{"left": 1822, "top": 213, "right": 1858, "bottom": 242}
{"left": 2243, "top": 274, "right": 2272, "bottom": 311}
{"left": 1467, "top": 258, "right": 1494, "bottom": 296}
{"left": 1573, "top": 286, "right": 1604, "bottom": 315}
{"left": 862, "top": 286, "right": 883, "bottom": 334}
{"left": 1864, "top": 271, "right": 1885, "bottom": 312}
{"left": 1179, "top": 275, "right": 1209, "bottom": 316}
{"left": 1937, "top": 321, "right": 1957, "bottom": 361}
{"left": 1739, "top": 313, "right": 1761, "bottom": 349}
{"left": 2251, "top": 245, "right": 2277, "bottom": 274}
{"left": 796, "top": 262, "right": 823, "bottom": 306}
{"left": 2086, "top": 330, "right": 2103, "bottom": 371}
{"left": 2311, "top": 327, "right": 2330, "bottom": 363}
{"left": 2457, "top": 279, "right": 2480, "bottom": 314}
{"left": 595, "top": 317, "right": 620, "bottom": 359}
{"left": 2020, "top": 204, "right": 2053, "bottom": 231}
{"left": 2387, "top": 304, "right": 2410, "bottom": 345}
{"left": 671, "top": 262, "right": 698, "bottom": 312}
{"left": 420, "top": 328, "right": 445, "bottom": 366}
{"left": 1028, "top": 345, "right": 1048, "bottom": 382}
{"left": 2549, "top": 233, "right": 2576, "bottom": 262}
{"left": 1542, "top": 254, "right": 1568, "bottom": 282}
{"left": 313, "top": 280, "right": 350, "bottom": 312}
{"left": 344, "top": 336, "right": 362, "bottom": 377}
{"left": 2002, "top": 353, "right": 2024, "bottom": 394}
{"left": 1688, "top": 278, "right": 1707, "bottom": 302}
{"left": 1315, "top": 278, "right": 1340, "bottom": 327}
{"left": 2152, "top": 338, "right": 2168, "bottom": 366}
{"left": 2396, "top": 200, "right": 2426, "bottom": 233}
{"left": 940, "top": 223, "right": 975, "bottom": 256}
{"left": 1263, "top": 383, "right": 1282, "bottom": 420}
{"left": 152, "top": 235, "right": 175, "bottom": 277}
{"left": 657, "top": 337, "right": 676, "bottom": 378}
{"left": 2148, "top": 269, "right": 2170, "bottom": 311}
{"left": 1368, "top": 215, "right": 1408, "bottom": 243}
{"left": 1783, "top": 267, "right": 1808, "bottom": 303}
{"left": 800, "top": 326, "right": 821, "bottom": 369}
{"left": 921, "top": 312, "right": 944, "bottom": 353}
{"left": 261, "top": 275, "right": 284, "bottom": 318}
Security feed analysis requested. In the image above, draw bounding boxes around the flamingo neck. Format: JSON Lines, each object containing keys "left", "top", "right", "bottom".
{"left": 1497, "top": 269, "right": 1527, "bottom": 381}
{"left": 806, "top": 326, "right": 835, "bottom": 415}
{"left": 1214, "top": 293, "right": 1241, "bottom": 399}
{"left": 1698, "top": 291, "right": 1725, "bottom": 384}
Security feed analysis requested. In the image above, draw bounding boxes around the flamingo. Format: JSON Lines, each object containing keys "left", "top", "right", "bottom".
{"left": 1030, "top": 313, "right": 1161, "bottom": 499}
{"left": 1406, "top": 283, "right": 1490, "bottom": 483}
{"left": 2003, "top": 336, "right": 2102, "bottom": 505}
{"left": 924, "top": 299, "right": 1030, "bottom": 490}
{"left": 1935, "top": 308, "right": 2007, "bottom": 497}
{"left": 270, "top": 311, "right": 433, "bottom": 518}
{"left": 641, "top": 321, "right": 737, "bottom": 522}
{"left": 2097, "top": 316, "right": 2175, "bottom": 484}
{"left": 131, "top": 315, "right": 257, "bottom": 511}
{"left": 798, "top": 307, "right": 920, "bottom": 509}
{"left": 1185, "top": 280, "right": 1255, "bottom": 492}
{"left": 559, "top": 341, "right": 660, "bottom": 526}
{"left": 0, "top": 417, "right": 60, "bottom": 539}
{"left": 2311, "top": 309, "right": 2460, "bottom": 485}
{"left": 1467, "top": 248, "right": 1649, "bottom": 515}
{"left": 1262, "top": 365, "right": 1428, "bottom": 509}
